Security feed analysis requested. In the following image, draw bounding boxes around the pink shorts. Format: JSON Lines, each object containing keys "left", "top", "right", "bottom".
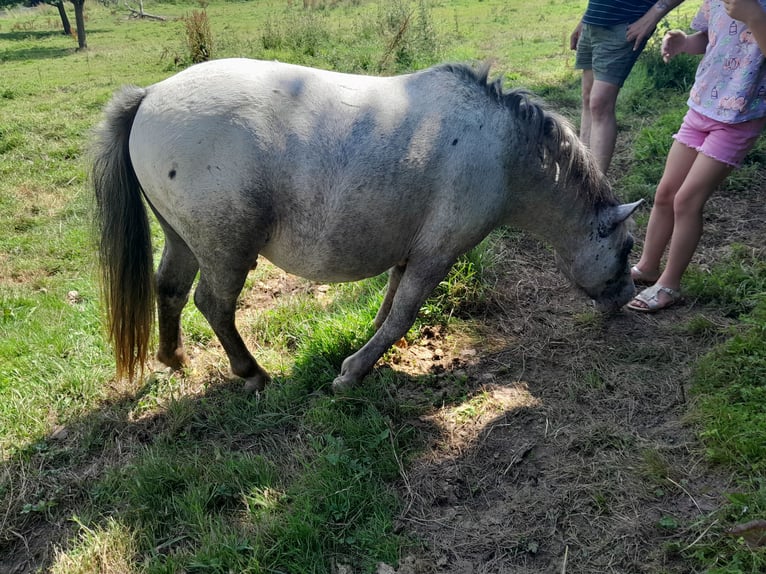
{"left": 674, "top": 108, "right": 766, "bottom": 168}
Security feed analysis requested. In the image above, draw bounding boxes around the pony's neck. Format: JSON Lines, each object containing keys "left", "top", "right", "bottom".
{"left": 504, "top": 177, "right": 595, "bottom": 248}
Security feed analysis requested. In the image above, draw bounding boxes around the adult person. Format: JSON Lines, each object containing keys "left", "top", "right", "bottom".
{"left": 628, "top": 0, "right": 766, "bottom": 311}
{"left": 571, "top": 0, "right": 687, "bottom": 174}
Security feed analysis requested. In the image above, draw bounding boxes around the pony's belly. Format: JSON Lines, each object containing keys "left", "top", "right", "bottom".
{"left": 260, "top": 243, "right": 398, "bottom": 284}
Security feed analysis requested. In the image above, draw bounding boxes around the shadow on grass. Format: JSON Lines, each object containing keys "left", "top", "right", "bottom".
{"left": 0, "top": 354, "right": 512, "bottom": 573}
{"left": 0, "top": 29, "right": 112, "bottom": 62}
{"left": 0, "top": 44, "right": 72, "bottom": 62}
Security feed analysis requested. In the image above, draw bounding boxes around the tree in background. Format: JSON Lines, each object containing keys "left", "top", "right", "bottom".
{"left": 70, "top": 0, "right": 86, "bottom": 48}
{"left": 45, "top": 0, "right": 72, "bottom": 36}
{"left": 0, "top": 0, "right": 85, "bottom": 47}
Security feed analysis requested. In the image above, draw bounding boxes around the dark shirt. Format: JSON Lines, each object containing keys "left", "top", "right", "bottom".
{"left": 583, "top": 0, "right": 656, "bottom": 26}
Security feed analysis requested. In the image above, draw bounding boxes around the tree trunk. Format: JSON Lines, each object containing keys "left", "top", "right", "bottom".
{"left": 70, "top": 0, "right": 87, "bottom": 49}
{"left": 55, "top": 1, "right": 72, "bottom": 36}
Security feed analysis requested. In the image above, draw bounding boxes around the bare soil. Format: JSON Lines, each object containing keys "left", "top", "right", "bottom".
{"left": 372, "top": 184, "right": 766, "bottom": 573}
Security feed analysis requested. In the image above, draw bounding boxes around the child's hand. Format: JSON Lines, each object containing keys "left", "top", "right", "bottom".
{"left": 662, "top": 29, "right": 687, "bottom": 62}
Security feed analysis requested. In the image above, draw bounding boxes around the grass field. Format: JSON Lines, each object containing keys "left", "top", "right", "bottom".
{"left": 1, "top": 1, "right": 765, "bottom": 572}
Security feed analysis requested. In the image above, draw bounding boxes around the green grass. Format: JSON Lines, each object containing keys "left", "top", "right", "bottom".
{"left": 1, "top": 0, "right": 765, "bottom": 572}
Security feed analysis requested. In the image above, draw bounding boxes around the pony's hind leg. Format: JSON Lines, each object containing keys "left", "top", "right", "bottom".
{"left": 155, "top": 225, "right": 199, "bottom": 370}
{"left": 373, "top": 264, "right": 405, "bottom": 329}
{"left": 194, "top": 264, "right": 270, "bottom": 392}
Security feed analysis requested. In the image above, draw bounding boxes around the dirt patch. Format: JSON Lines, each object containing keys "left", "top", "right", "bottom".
{"left": 372, "top": 185, "right": 765, "bottom": 573}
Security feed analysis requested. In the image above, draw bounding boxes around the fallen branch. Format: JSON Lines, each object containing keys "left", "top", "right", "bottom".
{"left": 124, "top": 1, "right": 166, "bottom": 21}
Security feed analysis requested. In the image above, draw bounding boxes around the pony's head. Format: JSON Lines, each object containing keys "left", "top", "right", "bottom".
{"left": 556, "top": 200, "right": 642, "bottom": 312}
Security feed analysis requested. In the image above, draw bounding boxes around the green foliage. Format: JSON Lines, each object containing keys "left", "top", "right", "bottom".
{"left": 1, "top": 1, "right": 765, "bottom": 573}
{"left": 376, "top": 0, "right": 441, "bottom": 72}
{"left": 421, "top": 239, "right": 493, "bottom": 322}
{"left": 692, "top": 311, "right": 766, "bottom": 471}
{"left": 678, "top": 480, "right": 766, "bottom": 573}
{"left": 680, "top": 250, "right": 766, "bottom": 572}
{"left": 184, "top": 9, "right": 214, "bottom": 64}
{"left": 684, "top": 244, "right": 766, "bottom": 317}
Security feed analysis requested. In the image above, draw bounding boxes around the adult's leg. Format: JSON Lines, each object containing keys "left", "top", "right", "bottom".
{"left": 586, "top": 79, "right": 620, "bottom": 173}
{"left": 580, "top": 69, "right": 595, "bottom": 147}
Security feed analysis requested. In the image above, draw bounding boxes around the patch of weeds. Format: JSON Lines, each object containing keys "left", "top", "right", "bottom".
{"left": 658, "top": 514, "right": 680, "bottom": 531}
{"left": 676, "top": 479, "right": 766, "bottom": 573}
{"left": 376, "top": 0, "right": 441, "bottom": 73}
{"left": 691, "top": 307, "right": 766, "bottom": 472}
{"left": 183, "top": 9, "right": 214, "bottom": 64}
{"left": 590, "top": 490, "right": 613, "bottom": 515}
{"left": 680, "top": 314, "right": 726, "bottom": 338}
{"left": 581, "top": 369, "right": 606, "bottom": 390}
{"left": 421, "top": 242, "right": 491, "bottom": 322}
{"left": 259, "top": 10, "right": 333, "bottom": 63}
{"left": 572, "top": 308, "right": 604, "bottom": 326}
{"left": 50, "top": 517, "right": 138, "bottom": 574}
{"left": 684, "top": 244, "right": 766, "bottom": 317}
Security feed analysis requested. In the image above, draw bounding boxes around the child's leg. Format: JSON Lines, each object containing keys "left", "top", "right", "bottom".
{"left": 630, "top": 153, "right": 732, "bottom": 310}
{"left": 651, "top": 112, "right": 765, "bottom": 293}
{"left": 634, "top": 140, "right": 699, "bottom": 276}
{"left": 657, "top": 154, "right": 733, "bottom": 290}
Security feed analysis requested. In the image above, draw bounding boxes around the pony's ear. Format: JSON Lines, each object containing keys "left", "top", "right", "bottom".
{"left": 608, "top": 199, "right": 643, "bottom": 225}
{"left": 598, "top": 199, "right": 644, "bottom": 237}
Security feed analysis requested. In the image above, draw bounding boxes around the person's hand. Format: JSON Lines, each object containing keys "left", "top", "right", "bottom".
{"left": 570, "top": 20, "right": 582, "bottom": 51}
{"left": 723, "top": 0, "right": 766, "bottom": 25}
{"left": 661, "top": 29, "right": 687, "bottom": 62}
{"left": 626, "top": 10, "right": 659, "bottom": 50}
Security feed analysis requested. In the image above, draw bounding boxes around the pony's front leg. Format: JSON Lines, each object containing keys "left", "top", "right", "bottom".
{"left": 333, "top": 260, "right": 451, "bottom": 393}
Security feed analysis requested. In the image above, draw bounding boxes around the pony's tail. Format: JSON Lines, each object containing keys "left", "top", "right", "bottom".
{"left": 91, "top": 85, "right": 154, "bottom": 381}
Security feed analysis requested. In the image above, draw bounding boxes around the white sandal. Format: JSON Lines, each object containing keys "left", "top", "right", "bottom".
{"left": 627, "top": 284, "right": 681, "bottom": 312}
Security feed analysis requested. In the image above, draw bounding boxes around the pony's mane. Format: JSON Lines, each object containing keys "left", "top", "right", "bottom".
{"left": 431, "top": 63, "right": 615, "bottom": 204}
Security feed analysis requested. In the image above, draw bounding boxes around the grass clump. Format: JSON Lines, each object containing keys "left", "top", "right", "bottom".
{"left": 677, "top": 252, "right": 766, "bottom": 572}
{"left": 184, "top": 9, "right": 214, "bottom": 64}
{"left": 684, "top": 244, "right": 766, "bottom": 318}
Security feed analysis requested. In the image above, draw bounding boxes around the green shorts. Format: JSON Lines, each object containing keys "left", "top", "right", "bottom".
{"left": 574, "top": 22, "right": 649, "bottom": 87}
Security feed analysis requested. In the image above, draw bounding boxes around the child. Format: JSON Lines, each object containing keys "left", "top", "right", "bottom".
{"left": 628, "top": 0, "right": 766, "bottom": 312}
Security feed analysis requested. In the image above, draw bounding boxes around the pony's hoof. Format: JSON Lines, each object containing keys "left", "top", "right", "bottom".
{"left": 156, "top": 349, "right": 190, "bottom": 371}
{"left": 243, "top": 372, "right": 270, "bottom": 393}
{"left": 331, "top": 374, "right": 357, "bottom": 394}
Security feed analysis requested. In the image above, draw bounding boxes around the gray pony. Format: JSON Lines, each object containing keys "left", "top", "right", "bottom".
{"left": 92, "top": 59, "right": 640, "bottom": 392}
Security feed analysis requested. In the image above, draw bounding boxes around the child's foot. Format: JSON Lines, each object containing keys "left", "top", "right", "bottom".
{"left": 631, "top": 265, "right": 660, "bottom": 286}
{"left": 627, "top": 284, "right": 681, "bottom": 313}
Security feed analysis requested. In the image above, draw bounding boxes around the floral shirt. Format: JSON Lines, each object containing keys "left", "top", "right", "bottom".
{"left": 689, "top": 0, "right": 766, "bottom": 123}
